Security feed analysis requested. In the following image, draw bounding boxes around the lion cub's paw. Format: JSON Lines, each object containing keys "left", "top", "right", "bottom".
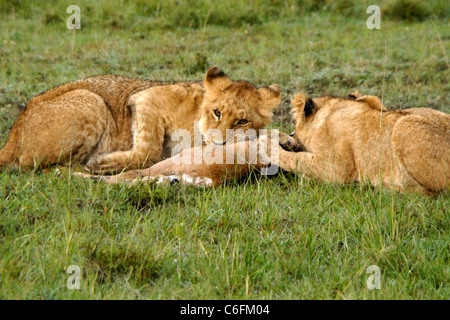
{"left": 85, "top": 153, "right": 120, "bottom": 173}
{"left": 154, "top": 174, "right": 214, "bottom": 187}
{"left": 73, "top": 171, "right": 117, "bottom": 184}
{"left": 278, "top": 132, "right": 304, "bottom": 152}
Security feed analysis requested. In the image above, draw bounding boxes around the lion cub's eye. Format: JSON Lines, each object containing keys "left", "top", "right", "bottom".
{"left": 237, "top": 119, "right": 249, "bottom": 126}
{"left": 213, "top": 109, "right": 221, "bottom": 119}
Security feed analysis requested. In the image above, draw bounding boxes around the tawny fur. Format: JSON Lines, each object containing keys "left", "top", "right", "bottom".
{"left": 269, "top": 92, "right": 450, "bottom": 195}
{"left": 0, "top": 67, "right": 281, "bottom": 173}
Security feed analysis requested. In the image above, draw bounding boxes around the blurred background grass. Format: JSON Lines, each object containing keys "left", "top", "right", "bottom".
{"left": 1, "top": 0, "right": 448, "bottom": 29}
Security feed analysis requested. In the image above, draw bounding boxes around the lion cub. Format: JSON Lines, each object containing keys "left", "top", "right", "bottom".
{"left": 271, "top": 91, "right": 450, "bottom": 195}
{"left": 0, "top": 67, "right": 281, "bottom": 173}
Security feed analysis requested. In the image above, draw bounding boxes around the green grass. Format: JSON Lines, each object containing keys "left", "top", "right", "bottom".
{"left": 0, "top": 1, "right": 449, "bottom": 299}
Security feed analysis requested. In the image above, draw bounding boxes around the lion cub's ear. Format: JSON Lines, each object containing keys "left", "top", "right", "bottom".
{"left": 347, "top": 91, "right": 388, "bottom": 111}
{"left": 356, "top": 95, "right": 388, "bottom": 111}
{"left": 204, "top": 66, "right": 232, "bottom": 93}
{"left": 258, "top": 84, "right": 281, "bottom": 110}
{"left": 291, "top": 93, "right": 314, "bottom": 116}
{"left": 347, "top": 90, "right": 361, "bottom": 100}
{"left": 291, "top": 93, "right": 314, "bottom": 128}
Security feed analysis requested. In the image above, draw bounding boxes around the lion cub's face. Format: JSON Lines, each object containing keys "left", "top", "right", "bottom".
{"left": 290, "top": 91, "right": 387, "bottom": 150}
{"left": 198, "top": 67, "right": 281, "bottom": 144}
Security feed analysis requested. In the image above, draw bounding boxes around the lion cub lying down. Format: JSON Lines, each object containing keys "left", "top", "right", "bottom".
{"left": 270, "top": 91, "right": 450, "bottom": 195}
{"left": 0, "top": 67, "right": 281, "bottom": 174}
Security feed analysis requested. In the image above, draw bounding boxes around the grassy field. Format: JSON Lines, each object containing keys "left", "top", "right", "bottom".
{"left": 0, "top": 0, "right": 449, "bottom": 300}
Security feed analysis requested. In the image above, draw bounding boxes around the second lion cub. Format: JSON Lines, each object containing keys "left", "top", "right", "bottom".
{"left": 267, "top": 91, "right": 450, "bottom": 195}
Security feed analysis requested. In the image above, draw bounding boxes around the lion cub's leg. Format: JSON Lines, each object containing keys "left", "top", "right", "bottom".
{"left": 85, "top": 103, "right": 165, "bottom": 173}
{"left": 277, "top": 149, "right": 354, "bottom": 183}
{"left": 75, "top": 168, "right": 151, "bottom": 185}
